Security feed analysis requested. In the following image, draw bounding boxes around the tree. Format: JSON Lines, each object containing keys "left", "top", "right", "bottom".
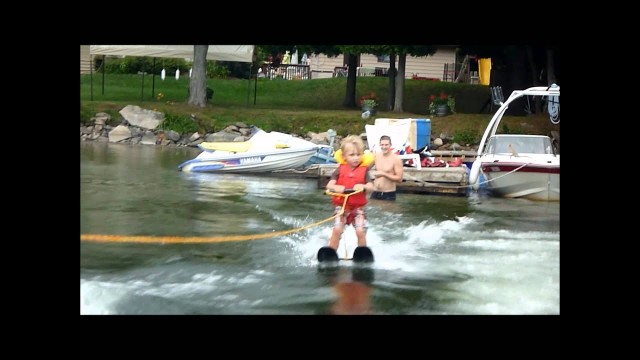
{"left": 342, "top": 51, "right": 359, "bottom": 108}
{"left": 339, "top": 45, "right": 384, "bottom": 109}
{"left": 387, "top": 54, "right": 397, "bottom": 111}
{"left": 259, "top": 45, "right": 386, "bottom": 110}
{"left": 458, "top": 45, "right": 560, "bottom": 116}
{"left": 341, "top": 45, "right": 437, "bottom": 112}
{"left": 259, "top": 45, "right": 356, "bottom": 105}
{"left": 364, "top": 45, "right": 436, "bottom": 113}
{"left": 188, "top": 45, "right": 208, "bottom": 107}
{"left": 294, "top": 45, "right": 356, "bottom": 107}
{"left": 256, "top": 45, "right": 437, "bottom": 112}
{"left": 352, "top": 45, "right": 396, "bottom": 110}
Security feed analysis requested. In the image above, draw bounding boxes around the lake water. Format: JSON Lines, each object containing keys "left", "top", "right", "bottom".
{"left": 80, "top": 141, "right": 560, "bottom": 315}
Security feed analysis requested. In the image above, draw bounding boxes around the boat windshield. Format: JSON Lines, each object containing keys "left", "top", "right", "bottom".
{"left": 486, "top": 135, "right": 553, "bottom": 155}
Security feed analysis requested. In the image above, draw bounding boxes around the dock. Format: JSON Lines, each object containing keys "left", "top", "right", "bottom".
{"left": 273, "top": 162, "right": 470, "bottom": 196}
{"left": 257, "top": 150, "right": 477, "bottom": 196}
{"left": 314, "top": 164, "right": 469, "bottom": 196}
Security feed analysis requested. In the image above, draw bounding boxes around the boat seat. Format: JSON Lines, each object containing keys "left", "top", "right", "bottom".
{"left": 398, "top": 153, "right": 421, "bottom": 169}
{"left": 199, "top": 141, "right": 252, "bottom": 152}
{"left": 199, "top": 141, "right": 289, "bottom": 152}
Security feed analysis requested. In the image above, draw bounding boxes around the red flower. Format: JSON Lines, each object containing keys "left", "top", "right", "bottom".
{"left": 428, "top": 92, "right": 455, "bottom": 114}
{"left": 428, "top": 92, "right": 451, "bottom": 106}
{"left": 360, "top": 92, "right": 378, "bottom": 107}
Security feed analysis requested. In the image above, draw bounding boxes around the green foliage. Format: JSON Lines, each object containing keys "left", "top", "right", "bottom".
{"left": 160, "top": 112, "right": 199, "bottom": 134}
{"left": 95, "top": 50, "right": 253, "bottom": 79}
{"left": 80, "top": 104, "right": 96, "bottom": 124}
{"left": 447, "top": 96, "right": 456, "bottom": 114}
{"left": 453, "top": 128, "right": 479, "bottom": 146}
{"left": 206, "top": 61, "right": 230, "bottom": 79}
{"left": 80, "top": 74, "right": 557, "bottom": 143}
{"left": 102, "top": 59, "right": 125, "bottom": 74}
{"left": 359, "top": 91, "right": 378, "bottom": 108}
{"left": 96, "top": 56, "right": 191, "bottom": 75}
{"left": 499, "top": 122, "right": 527, "bottom": 135}
{"left": 80, "top": 73, "right": 491, "bottom": 114}
{"left": 79, "top": 103, "right": 120, "bottom": 126}
{"left": 428, "top": 92, "right": 455, "bottom": 115}
{"left": 119, "top": 57, "right": 149, "bottom": 74}
{"left": 219, "top": 61, "right": 251, "bottom": 79}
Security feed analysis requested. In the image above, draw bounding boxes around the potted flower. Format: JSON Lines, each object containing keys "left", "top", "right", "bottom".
{"left": 360, "top": 92, "right": 379, "bottom": 115}
{"left": 428, "top": 92, "right": 456, "bottom": 116}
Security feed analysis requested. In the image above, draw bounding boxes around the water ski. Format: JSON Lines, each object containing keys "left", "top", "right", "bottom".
{"left": 317, "top": 246, "right": 339, "bottom": 263}
{"left": 352, "top": 246, "right": 374, "bottom": 263}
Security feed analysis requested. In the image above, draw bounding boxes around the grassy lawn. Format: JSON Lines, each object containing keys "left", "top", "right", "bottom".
{"left": 80, "top": 74, "right": 559, "bottom": 145}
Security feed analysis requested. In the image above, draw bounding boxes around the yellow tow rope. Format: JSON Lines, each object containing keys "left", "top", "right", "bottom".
{"left": 80, "top": 189, "right": 362, "bottom": 244}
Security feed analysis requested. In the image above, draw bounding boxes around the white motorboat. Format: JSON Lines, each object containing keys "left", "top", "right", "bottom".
{"left": 178, "top": 128, "right": 321, "bottom": 173}
{"left": 469, "top": 85, "right": 560, "bottom": 201}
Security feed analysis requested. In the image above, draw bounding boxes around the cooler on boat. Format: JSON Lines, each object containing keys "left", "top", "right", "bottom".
{"left": 373, "top": 118, "right": 431, "bottom": 150}
{"left": 415, "top": 118, "right": 431, "bottom": 150}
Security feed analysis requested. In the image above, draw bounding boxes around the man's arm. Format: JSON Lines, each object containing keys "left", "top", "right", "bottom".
{"left": 391, "top": 156, "right": 404, "bottom": 183}
{"left": 376, "top": 156, "right": 403, "bottom": 183}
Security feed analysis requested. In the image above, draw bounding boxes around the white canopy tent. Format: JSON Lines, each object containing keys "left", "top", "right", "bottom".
{"left": 87, "top": 45, "right": 255, "bottom": 102}
{"left": 89, "top": 45, "right": 255, "bottom": 63}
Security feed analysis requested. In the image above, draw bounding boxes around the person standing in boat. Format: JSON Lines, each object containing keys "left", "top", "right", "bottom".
{"left": 326, "top": 135, "right": 375, "bottom": 250}
{"left": 370, "top": 135, "right": 404, "bottom": 201}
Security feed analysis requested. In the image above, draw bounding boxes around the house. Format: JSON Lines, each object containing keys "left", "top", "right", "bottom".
{"left": 80, "top": 45, "right": 92, "bottom": 74}
{"left": 81, "top": 45, "right": 461, "bottom": 82}
{"left": 305, "top": 47, "right": 458, "bottom": 80}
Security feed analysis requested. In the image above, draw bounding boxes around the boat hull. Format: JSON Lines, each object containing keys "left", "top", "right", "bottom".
{"left": 470, "top": 85, "right": 560, "bottom": 201}
{"left": 481, "top": 161, "right": 559, "bottom": 201}
{"left": 178, "top": 147, "right": 318, "bottom": 173}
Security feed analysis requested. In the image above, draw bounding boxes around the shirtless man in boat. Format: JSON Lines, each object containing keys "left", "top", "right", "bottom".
{"left": 370, "top": 135, "right": 403, "bottom": 201}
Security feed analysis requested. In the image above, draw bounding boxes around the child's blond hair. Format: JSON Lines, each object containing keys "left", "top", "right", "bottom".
{"left": 340, "top": 135, "right": 365, "bottom": 154}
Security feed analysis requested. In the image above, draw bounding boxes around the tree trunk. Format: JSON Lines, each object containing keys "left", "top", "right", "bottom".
{"left": 526, "top": 46, "right": 542, "bottom": 113}
{"left": 343, "top": 53, "right": 359, "bottom": 108}
{"left": 507, "top": 46, "right": 527, "bottom": 116}
{"left": 188, "top": 45, "right": 208, "bottom": 107}
{"left": 393, "top": 54, "right": 406, "bottom": 112}
{"left": 546, "top": 49, "right": 556, "bottom": 85}
{"left": 387, "top": 54, "right": 396, "bottom": 110}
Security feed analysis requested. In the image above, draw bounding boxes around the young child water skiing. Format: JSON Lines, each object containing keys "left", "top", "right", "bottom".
{"left": 318, "top": 135, "right": 375, "bottom": 263}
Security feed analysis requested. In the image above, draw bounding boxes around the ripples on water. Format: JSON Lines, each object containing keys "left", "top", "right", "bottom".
{"left": 80, "top": 142, "right": 559, "bottom": 315}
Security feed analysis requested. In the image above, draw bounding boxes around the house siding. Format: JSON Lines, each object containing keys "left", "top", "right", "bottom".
{"left": 306, "top": 48, "right": 457, "bottom": 80}
{"left": 80, "top": 45, "right": 92, "bottom": 74}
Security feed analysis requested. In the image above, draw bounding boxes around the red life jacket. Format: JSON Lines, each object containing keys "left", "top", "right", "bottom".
{"left": 332, "top": 164, "right": 368, "bottom": 207}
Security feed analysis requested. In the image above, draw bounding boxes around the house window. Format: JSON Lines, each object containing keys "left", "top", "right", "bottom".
{"left": 377, "top": 55, "right": 390, "bottom": 63}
